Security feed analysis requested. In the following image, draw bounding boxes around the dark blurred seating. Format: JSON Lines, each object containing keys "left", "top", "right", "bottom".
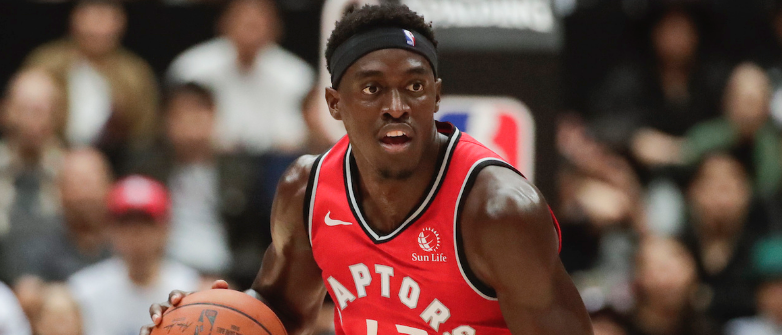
{"left": 724, "top": 234, "right": 782, "bottom": 335}
{"left": 681, "top": 152, "right": 770, "bottom": 324}
{"left": 626, "top": 237, "right": 721, "bottom": 335}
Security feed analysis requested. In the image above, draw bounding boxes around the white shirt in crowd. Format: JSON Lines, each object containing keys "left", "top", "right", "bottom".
{"left": 167, "top": 38, "right": 315, "bottom": 154}
{"left": 726, "top": 316, "right": 782, "bottom": 335}
{"left": 67, "top": 59, "right": 113, "bottom": 146}
{"left": 0, "top": 281, "right": 32, "bottom": 335}
{"left": 68, "top": 257, "right": 199, "bottom": 335}
{"left": 168, "top": 163, "right": 231, "bottom": 274}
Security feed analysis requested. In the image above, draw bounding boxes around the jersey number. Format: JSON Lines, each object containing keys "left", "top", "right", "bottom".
{"left": 366, "top": 319, "right": 475, "bottom": 335}
{"left": 366, "top": 320, "right": 427, "bottom": 335}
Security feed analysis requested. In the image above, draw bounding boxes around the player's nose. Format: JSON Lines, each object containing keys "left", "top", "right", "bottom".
{"left": 382, "top": 89, "right": 410, "bottom": 120}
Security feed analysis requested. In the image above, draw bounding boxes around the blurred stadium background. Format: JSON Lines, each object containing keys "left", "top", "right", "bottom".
{"left": 1, "top": 0, "right": 782, "bottom": 335}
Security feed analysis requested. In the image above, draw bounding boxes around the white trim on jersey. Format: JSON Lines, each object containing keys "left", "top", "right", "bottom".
{"left": 345, "top": 128, "right": 460, "bottom": 242}
{"left": 453, "top": 157, "right": 505, "bottom": 301}
{"left": 308, "top": 149, "right": 331, "bottom": 246}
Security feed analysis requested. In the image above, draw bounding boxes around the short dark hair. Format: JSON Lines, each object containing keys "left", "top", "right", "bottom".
{"left": 163, "top": 82, "right": 215, "bottom": 111}
{"left": 325, "top": 3, "right": 437, "bottom": 74}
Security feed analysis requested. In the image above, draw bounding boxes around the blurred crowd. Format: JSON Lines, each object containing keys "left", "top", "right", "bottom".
{"left": 1, "top": 1, "right": 782, "bottom": 335}
{"left": 0, "top": 1, "right": 330, "bottom": 335}
{"left": 559, "top": 2, "right": 782, "bottom": 335}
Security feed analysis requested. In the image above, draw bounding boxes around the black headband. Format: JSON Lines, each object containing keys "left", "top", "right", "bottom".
{"left": 329, "top": 27, "right": 438, "bottom": 88}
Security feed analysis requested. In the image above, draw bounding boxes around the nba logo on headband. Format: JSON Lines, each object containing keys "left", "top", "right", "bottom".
{"left": 403, "top": 29, "right": 415, "bottom": 46}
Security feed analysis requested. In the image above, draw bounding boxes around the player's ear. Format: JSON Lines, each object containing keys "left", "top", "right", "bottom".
{"left": 434, "top": 78, "right": 442, "bottom": 114}
{"left": 325, "top": 87, "right": 342, "bottom": 121}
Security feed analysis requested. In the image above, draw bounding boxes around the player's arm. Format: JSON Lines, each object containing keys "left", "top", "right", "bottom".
{"left": 247, "top": 155, "right": 328, "bottom": 335}
{"left": 142, "top": 156, "right": 326, "bottom": 335}
{"left": 460, "top": 166, "right": 593, "bottom": 335}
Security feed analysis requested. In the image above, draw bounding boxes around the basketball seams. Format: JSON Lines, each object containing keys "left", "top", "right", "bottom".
{"left": 161, "top": 302, "right": 274, "bottom": 335}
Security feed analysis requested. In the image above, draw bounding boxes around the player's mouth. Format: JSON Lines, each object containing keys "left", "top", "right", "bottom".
{"left": 379, "top": 129, "right": 412, "bottom": 154}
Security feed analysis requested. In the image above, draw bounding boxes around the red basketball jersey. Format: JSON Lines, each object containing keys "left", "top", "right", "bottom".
{"left": 305, "top": 122, "right": 561, "bottom": 335}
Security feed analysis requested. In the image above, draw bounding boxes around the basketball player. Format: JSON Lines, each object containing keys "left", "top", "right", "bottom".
{"left": 142, "top": 4, "right": 591, "bottom": 334}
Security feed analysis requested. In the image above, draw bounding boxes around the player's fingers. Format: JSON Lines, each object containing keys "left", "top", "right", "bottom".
{"left": 211, "top": 280, "right": 229, "bottom": 289}
{"left": 149, "top": 302, "right": 169, "bottom": 325}
{"left": 140, "top": 324, "right": 154, "bottom": 335}
{"left": 168, "top": 290, "right": 188, "bottom": 306}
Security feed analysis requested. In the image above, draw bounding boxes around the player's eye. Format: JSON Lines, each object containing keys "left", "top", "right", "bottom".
{"left": 362, "top": 85, "right": 380, "bottom": 95}
{"left": 407, "top": 82, "right": 424, "bottom": 92}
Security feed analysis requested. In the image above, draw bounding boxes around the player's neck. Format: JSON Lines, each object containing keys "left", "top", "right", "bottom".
{"left": 355, "top": 132, "right": 447, "bottom": 233}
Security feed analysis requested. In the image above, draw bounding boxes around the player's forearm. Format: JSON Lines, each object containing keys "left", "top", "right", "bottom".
{"left": 498, "top": 271, "right": 593, "bottom": 335}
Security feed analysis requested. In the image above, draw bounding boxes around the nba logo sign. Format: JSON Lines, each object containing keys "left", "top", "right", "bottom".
{"left": 403, "top": 29, "right": 416, "bottom": 46}
{"left": 436, "top": 96, "right": 536, "bottom": 179}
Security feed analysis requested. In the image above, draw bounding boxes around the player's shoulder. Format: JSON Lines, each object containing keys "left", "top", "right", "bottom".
{"left": 464, "top": 166, "right": 549, "bottom": 226}
{"left": 268, "top": 154, "right": 321, "bottom": 244}
{"left": 460, "top": 166, "right": 559, "bottom": 253}
{"left": 277, "top": 154, "right": 320, "bottom": 195}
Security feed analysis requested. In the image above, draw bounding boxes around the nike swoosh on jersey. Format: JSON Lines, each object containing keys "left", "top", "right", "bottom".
{"left": 325, "top": 211, "right": 353, "bottom": 226}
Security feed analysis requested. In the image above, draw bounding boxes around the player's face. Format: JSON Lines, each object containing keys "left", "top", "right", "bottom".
{"left": 326, "top": 49, "right": 442, "bottom": 179}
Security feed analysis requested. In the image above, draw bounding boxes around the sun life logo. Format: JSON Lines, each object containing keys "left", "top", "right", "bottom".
{"left": 417, "top": 227, "right": 440, "bottom": 252}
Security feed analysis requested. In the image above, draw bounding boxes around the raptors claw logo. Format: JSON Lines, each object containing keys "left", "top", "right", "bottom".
{"left": 417, "top": 227, "right": 441, "bottom": 252}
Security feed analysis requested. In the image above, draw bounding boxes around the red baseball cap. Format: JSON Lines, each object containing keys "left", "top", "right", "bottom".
{"left": 107, "top": 175, "right": 169, "bottom": 221}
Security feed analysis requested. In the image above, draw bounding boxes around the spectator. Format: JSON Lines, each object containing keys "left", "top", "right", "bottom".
{"left": 0, "top": 281, "right": 32, "bottom": 335}
{"left": 725, "top": 235, "right": 782, "bottom": 335}
{"left": 24, "top": 0, "right": 159, "bottom": 171}
{"left": 590, "top": 4, "right": 727, "bottom": 163}
{"left": 683, "top": 62, "right": 781, "bottom": 198}
{"left": 10, "top": 148, "right": 112, "bottom": 329}
{"left": 588, "top": 5, "right": 729, "bottom": 236}
{"left": 127, "top": 83, "right": 232, "bottom": 276}
{"left": 35, "top": 284, "right": 82, "bottom": 335}
{"left": 167, "top": 0, "right": 314, "bottom": 154}
{"left": 556, "top": 115, "right": 644, "bottom": 275}
{"left": 17, "top": 148, "right": 112, "bottom": 283}
{"left": 682, "top": 152, "right": 770, "bottom": 323}
{"left": 0, "top": 68, "right": 66, "bottom": 284}
{"left": 627, "top": 237, "right": 720, "bottom": 335}
{"left": 68, "top": 175, "right": 199, "bottom": 335}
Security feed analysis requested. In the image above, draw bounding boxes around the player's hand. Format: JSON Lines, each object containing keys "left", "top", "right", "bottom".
{"left": 139, "top": 280, "right": 229, "bottom": 335}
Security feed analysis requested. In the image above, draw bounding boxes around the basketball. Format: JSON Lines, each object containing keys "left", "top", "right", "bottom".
{"left": 150, "top": 289, "right": 287, "bottom": 335}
